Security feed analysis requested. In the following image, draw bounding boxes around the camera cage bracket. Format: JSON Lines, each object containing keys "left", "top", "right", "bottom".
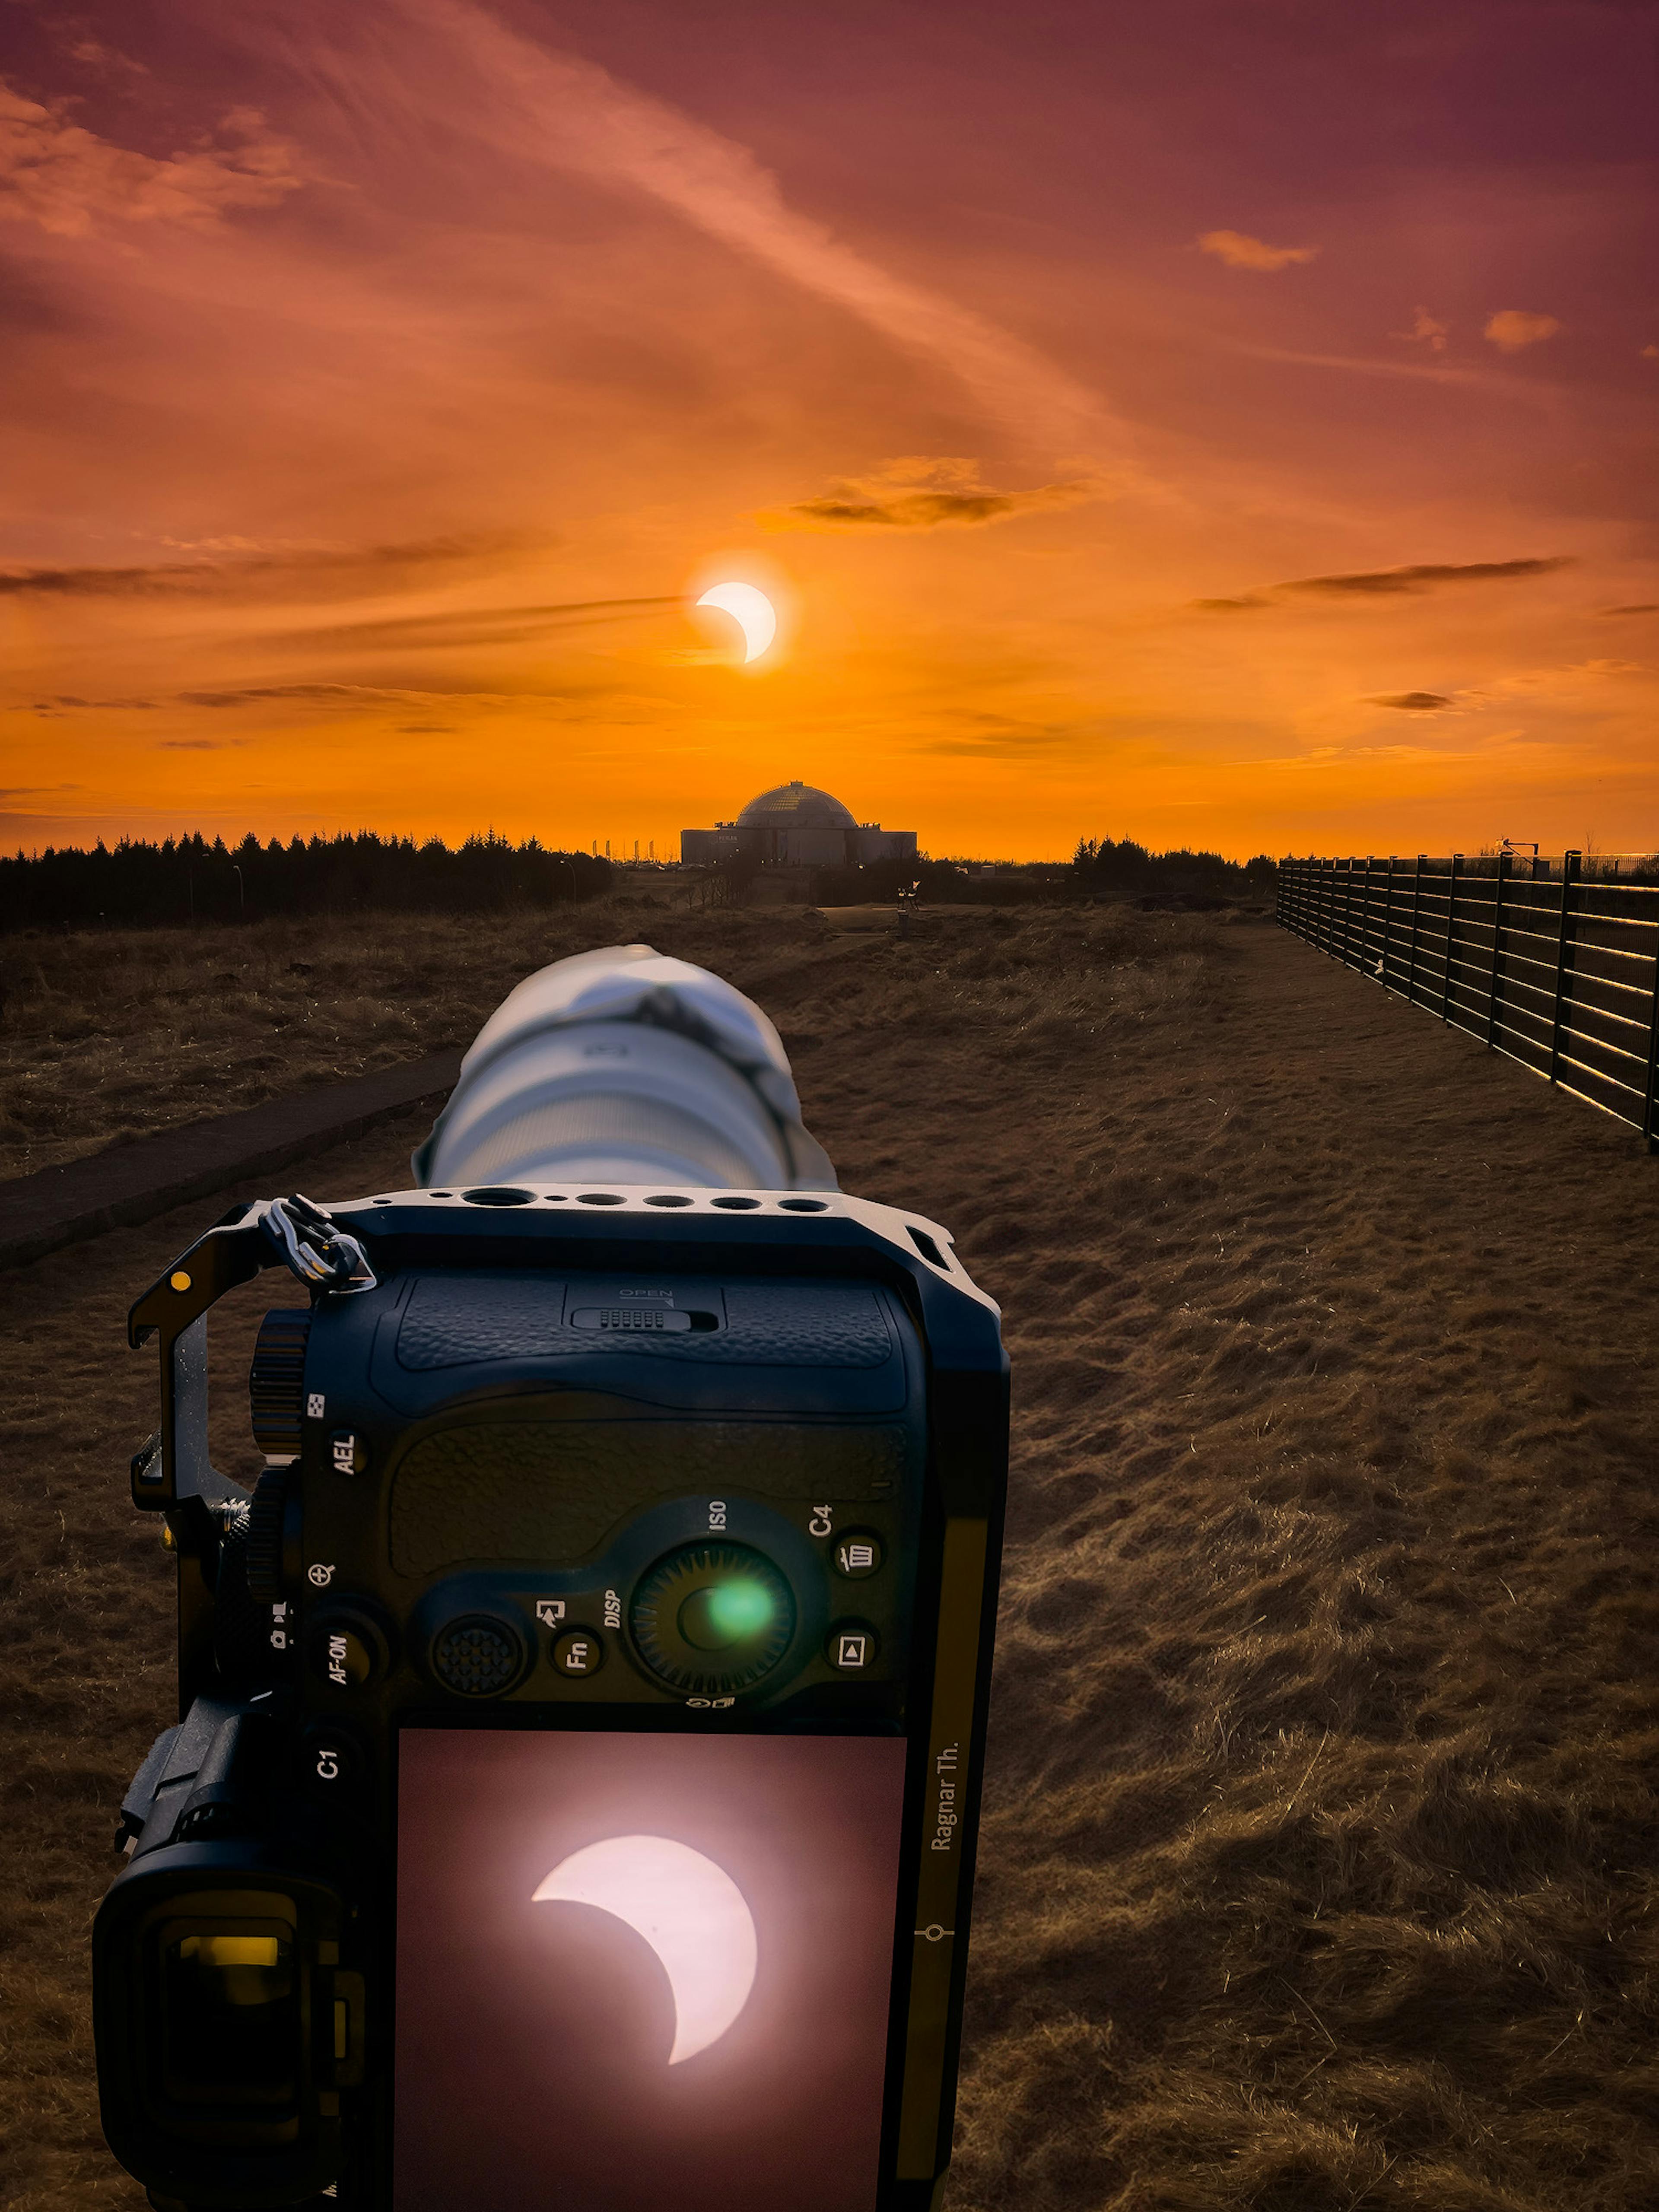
{"left": 123, "top": 1183, "right": 1009, "bottom": 2198}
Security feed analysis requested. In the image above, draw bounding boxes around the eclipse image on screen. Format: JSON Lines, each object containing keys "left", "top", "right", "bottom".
{"left": 394, "top": 1729, "right": 909, "bottom": 2212}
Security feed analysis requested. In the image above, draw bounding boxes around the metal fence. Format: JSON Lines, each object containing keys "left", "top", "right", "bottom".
{"left": 1276, "top": 853, "right": 1659, "bottom": 1150}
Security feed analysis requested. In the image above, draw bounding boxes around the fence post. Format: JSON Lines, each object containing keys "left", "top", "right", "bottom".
{"left": 1486, "top": 848, "right": 1510, "bottom": 1047}
{"left": 1442, "top": 853, "right": 1461, "bottom": 1023}
{"left": 1406, "top": 854, "right": 1424, "bottom": 1005}
{"left": 1336, "top": 857, "right": 1348, "bottom": 965}
{"left": 1548, "top": 851, "right": 1580, "bottom": 1084}
{"left": 1359, "top": 855, "right": 1369, "bottom": 967}
{"left": 1382, "top": 855, "right": 1396, "bottom": 985}
{"left": 1643, "top": 953, "right": 1659, "bottom": 1155}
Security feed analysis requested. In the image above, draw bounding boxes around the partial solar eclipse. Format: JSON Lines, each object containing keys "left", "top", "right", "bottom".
{"left": 532, "top": 1835, "right": 758, "bottom": 2063}
{"left": 696, "top": 581, "right": 777, "bottom": 664}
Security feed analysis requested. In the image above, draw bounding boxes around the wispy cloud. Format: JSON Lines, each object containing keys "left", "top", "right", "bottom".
{"left": 1367, "top": 691, "right": 1455, "bottom": 712}
{"left": 1207, "top": 335, "right": 1544, "bottom": 398}
{"left": 13, "top": 695, "right": 159, "bottom": 712}
{"left": 761, "top": 457, "right": 1100, "bottom": 532}
{"left": 1476, "top": 657, "right": 1642, "bottom": 697}
{"left": 0, "top": 80, "right": 305, "bottom": 237}
{"left": 1284, "top": 557, "right": 1573, "bottom": 596}
{"left": 1192, "top": 556, "right": 1573, "bottom": 611}
{"left": 1390, "top": 306, "right": 1448, "bottom": 352}
{"left": 917, "top": 712, "right": 1083, "bottom": 758}
{"left": 67, "top": 40, "right": 152, "bottom": 79}
{"left": 262, "top": 596, "right": 681, "bottom": 655}
{"left": 175, "top": 683, "right": 448, "bottom": 709}
{"left": 316, "top": 0, "right": 1126, "bottom": 459}
{"left": 1233, "top": 730, "right": 1547, "bottom": 772}
{"left": 1484, "top": 309, "right": 1561, "bottom": 352}
{"left": 0, "top": 532, "right": 547, "bottom": 598}
{"left": 1198, "top": 229, "right": 1319, "bottom": 272}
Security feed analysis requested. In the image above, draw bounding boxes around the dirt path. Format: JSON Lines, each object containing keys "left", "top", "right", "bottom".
{"left": 5, "top": 917, "right": 1659, "bottom": 2211}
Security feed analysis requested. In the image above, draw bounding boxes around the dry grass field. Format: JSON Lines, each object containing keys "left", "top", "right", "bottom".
{"left": 4, "top": 899, "right": 1659, "bottom": 2210}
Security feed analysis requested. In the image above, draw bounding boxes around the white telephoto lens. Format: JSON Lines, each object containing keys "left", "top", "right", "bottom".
{"left": 413, "top": 945, "right": 836, "bottom": 1192}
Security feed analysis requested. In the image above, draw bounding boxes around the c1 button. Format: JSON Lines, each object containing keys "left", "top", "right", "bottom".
{"left": 309, "top": 1613, "right": 383, "bottom": 1692}
{"left": 300, "top": 1725, "right": 357, "bottom": 1791}
{"left": 827, "top": 1623, "right": 879, "bottom": 1672}
{"left": 833, "top": 1532, "right": 884, "bottom": 1579}
{"left": 552, "top": 1628, "right": 604, "bottom": 1677}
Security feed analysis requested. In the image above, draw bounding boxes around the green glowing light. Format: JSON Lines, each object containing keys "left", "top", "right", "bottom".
{"left": 706, "top": 1579, "right": 773, "bottom": 1641}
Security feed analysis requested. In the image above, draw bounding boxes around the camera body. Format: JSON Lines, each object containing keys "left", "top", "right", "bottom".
{"left": 95, "top": 1182, "right": 1008, "bottom": 2212}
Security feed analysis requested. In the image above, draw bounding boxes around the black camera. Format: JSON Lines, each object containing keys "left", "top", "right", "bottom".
{"left": 94, "top": 1174, "right": 1008, "bottom": 2211}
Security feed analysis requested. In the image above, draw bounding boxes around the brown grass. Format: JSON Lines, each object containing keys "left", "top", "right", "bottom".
{"left": 0, "top": 899, "right": 1209, "bottom": 1182}
{"left": 4, "top": 905, "right": 1659, "bottom": 2210}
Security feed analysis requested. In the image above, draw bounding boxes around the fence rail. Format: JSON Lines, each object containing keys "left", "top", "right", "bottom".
{"left": 1276, "top": 853, "right": 1659, "bottom": 1151}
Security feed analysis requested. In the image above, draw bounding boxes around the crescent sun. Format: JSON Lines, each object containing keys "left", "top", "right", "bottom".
{"left": 532, "top": 1834, "right": 759, "bottom": 2063}
{"left": 696, "top": 581, "right": 777, "bottom": 664}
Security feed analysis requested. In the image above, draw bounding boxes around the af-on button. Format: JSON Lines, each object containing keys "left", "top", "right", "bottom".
{"left": 308, "top": 1611, "right": 387, "bottom": 1693}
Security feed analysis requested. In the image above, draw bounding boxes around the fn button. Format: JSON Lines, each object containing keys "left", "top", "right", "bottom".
{"left": 552, "top": 1628, "right": 604, "bottom": 1677}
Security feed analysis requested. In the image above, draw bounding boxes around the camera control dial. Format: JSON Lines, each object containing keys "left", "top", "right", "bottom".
{"left": 630, "top": 1542, "right": 795, "bottom": 1697}
{"left": 245, "top": 1466, "right": 290, "bottom": 1605}
{"left": 248, "top": 1307, "right": 311, "bottom": 1456}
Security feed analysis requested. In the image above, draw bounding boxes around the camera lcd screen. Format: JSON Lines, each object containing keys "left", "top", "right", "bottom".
{"left": 394, "top": 1729, "right": 910, "bottom": 2212}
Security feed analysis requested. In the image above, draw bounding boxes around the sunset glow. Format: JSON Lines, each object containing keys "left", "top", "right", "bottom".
{"left": 2, "top": 2, "right": 1653, "bottom": 861}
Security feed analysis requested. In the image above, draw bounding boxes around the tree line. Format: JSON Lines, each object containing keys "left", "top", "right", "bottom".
{"left": 1071, "top": 837, "right": 1277, "bottom": 901}
{"left": 0, "top": 831, "right": 613, "bottom": 933}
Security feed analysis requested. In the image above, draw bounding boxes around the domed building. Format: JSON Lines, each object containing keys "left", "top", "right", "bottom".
{"left": 681, "top": 781, "right": 918, "bottom": 869}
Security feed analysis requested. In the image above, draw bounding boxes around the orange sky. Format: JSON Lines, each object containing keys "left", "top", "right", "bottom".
{"left": 2, "top": 0, "right": 1656, "bottom": 861}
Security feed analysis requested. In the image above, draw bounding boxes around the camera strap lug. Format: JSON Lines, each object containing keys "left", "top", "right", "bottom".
{"left": 256, "top": 1193, "right": 378, "bottom": 1296}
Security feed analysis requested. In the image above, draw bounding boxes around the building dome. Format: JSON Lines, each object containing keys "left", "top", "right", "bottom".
{"left": 735, "top": 780, "right": 858, "bottom": 830}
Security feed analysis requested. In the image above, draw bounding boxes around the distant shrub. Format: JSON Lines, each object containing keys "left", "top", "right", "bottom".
{"left": 0, "top": 830, "right": 613, "bottom": 933}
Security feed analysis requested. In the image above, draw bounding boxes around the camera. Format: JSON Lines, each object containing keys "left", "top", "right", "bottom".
{"left": 93, "top": 952, "right": 1009, "bottom": 2212}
